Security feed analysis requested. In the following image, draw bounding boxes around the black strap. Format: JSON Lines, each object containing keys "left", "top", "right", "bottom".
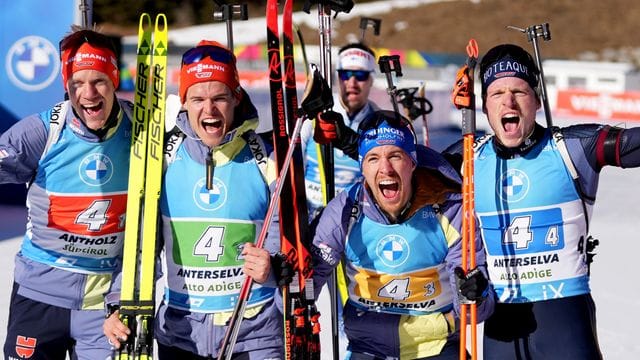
{"left": 603, "top": 126, "right": 623, "bottom": 166}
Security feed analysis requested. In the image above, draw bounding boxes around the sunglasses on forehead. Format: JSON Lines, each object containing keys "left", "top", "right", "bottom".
{"left": 181, "top": 45, "right": 236, "bottom": 66}
{"left": 358, "top": 110, "right": 418, "bottom": 144}
{"left": 337, "top": 69, "right": 371, "bottom": 82}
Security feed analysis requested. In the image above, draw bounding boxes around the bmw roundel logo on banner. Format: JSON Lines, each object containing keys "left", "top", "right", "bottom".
{"left": 5, "top": 35, "right": 60, "bottom": 92}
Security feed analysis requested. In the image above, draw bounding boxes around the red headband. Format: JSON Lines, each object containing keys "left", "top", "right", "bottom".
{"left": 61, "top": 42, "right": 119, "bottom": 90}
{"left": 179, "top": 40, "right": 242, "bottom": 103}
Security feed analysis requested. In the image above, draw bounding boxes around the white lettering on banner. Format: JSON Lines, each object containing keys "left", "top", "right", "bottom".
{"left": 557, "top": 90, "right": 640, "bottom": 121}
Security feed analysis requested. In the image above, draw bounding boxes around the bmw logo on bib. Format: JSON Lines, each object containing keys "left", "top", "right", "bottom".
{"left": 376, "top": 234, "right": 410, "bottom": 268}
{"left": 79, "top": 153, "right": 113, "bottom": 186}
{"left": 498, "top": 168, "right": 530, "bottom": 203}
{"left": 6, "top": 35, "right": 60, "bottom": 91}
{"left": 194, "top": 177, "right": 227, "bottom": 211}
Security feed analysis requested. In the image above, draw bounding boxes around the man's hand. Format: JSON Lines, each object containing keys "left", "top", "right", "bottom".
{"left": 242, "top": 243, "right": 271, "bottom": 284}
{"left": 451, "top": 64, "right": 473, "bottom": 109}
{"left": 455, "top": 266, "right": 489, "bottom": 304}
{"left": 313, "top": 111, "right": 345, "bottom": 145}
{"left": 103, "top": 311, "right": 130, "bottom": 349}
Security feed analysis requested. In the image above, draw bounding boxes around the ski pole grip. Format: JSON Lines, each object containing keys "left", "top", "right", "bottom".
{"left": 378, "top": 55, "right": 402, "bottom": 77}
{"left": 526, "top": 23, "right": 551, "bottom": 42}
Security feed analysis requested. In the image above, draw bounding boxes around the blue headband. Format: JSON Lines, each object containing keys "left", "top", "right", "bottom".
{"left": 481, "top": 56, "right": 538, "bottom": 93}
{"left": 358, "top": 119, "right": 417, "bottom": 168}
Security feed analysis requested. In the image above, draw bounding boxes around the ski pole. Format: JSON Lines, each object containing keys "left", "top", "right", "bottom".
{"left": 317, "top": 6, "right": 338, "bottom": 358}
{"left": 359, "top": 17, "right": 381, "bottom": 43}
{"left": 303, "top": 2, "right": 353, "bottom": 358}
{"left": 507, "top": 23, "right": 553, "bottom": 128}
{"left": 459, "top": 38, "right": 479, "bottom": 360}
{"left": 217, "top": 114, "right": 309, "bottom": 360}
{"left": 378, "top": 55, "right": 403, "bottom": 115}
{"left": 417, "top": 82, "right": 429, "bottom": 146}
{"left": 213, "top": 1, "right": 248, "bottom": 53}
{"left": 78, "top": 0, "right": 91, "bottom": 28}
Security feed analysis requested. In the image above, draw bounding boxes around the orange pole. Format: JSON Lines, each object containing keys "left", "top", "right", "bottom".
{"left": 459, "top": 38, "right": 478, "bottom": 360}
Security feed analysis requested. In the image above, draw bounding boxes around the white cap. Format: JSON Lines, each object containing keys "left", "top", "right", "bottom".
{"left": 337, "top": 47, "right": 376, "bottom": 72}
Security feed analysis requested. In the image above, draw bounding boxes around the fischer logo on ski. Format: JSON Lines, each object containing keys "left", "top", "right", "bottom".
{"left": 117, "top": 13, "right": 168, "bottom": 360}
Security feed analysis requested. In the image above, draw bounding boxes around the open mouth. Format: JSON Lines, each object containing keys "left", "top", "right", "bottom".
{"left": 346, "top": 88, "right": 360, "bottom": 97}
{"left": 501, "top": 114, "right": 520, "bottom": 134}
{"left": 82, "top": 102, "right": 104, "bottom": 116}
{"left": 202, "top": 118, "right": 223, "bottom": 134}
{"left": 379, "top": 179, "right": 399, "bottom": 199}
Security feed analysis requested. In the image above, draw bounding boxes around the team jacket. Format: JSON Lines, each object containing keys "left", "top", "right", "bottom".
{"left": 310, "top": 145, "right": 495, "bottom": 359}
{"left": 445, "top": 123, "right": 640, "bottom": 304}
{"left": 153, "top": 108, "right": 284, "bottom": 358}
{"left": 0, "top": 99, "right": 131, "bottom": 310}
{"left": 301, "top": 100, "right": 378, "bottom": 217}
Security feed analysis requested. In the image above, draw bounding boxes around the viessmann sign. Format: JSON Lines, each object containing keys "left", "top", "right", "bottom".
{"left": 556, "top": 89, "right": 640, "bottom": 122}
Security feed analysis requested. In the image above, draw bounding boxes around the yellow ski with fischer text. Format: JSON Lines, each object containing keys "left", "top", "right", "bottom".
{"left": 118, "top": 13, "right": 168, "bottom": 360}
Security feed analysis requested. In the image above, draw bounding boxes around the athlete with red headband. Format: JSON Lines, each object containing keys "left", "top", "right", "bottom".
{"left": 103, "top": 40, "right": 289, "bottom": 360}
{"left": 0, "top": 28, "right": 132, "bottom": 359}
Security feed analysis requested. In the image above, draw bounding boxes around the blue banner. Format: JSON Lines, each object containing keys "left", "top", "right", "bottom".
{"left": 1, "top": 1, "right": 77, "bottom": 204}
{"left": 1, "top": 0, "right": 77, "bottom": 133}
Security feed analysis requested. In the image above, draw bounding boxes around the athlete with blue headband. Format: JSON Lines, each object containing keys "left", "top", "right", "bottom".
{"left": 310, "top": 110, "right": 494, "bottom": 359}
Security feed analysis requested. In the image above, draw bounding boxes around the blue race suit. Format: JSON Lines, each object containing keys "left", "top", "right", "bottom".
{"left": 311, "top": 145, "right": 495, "bottom": 359}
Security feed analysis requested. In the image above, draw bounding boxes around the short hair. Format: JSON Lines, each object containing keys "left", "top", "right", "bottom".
{"left": 59, "top": 28, "right": 118, "bottom": 59}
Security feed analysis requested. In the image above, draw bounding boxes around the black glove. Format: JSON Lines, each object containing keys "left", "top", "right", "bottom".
{"left": 455, "top": 266, "right": 489, "bottom": 304}
{"left": 271, "top": 253, "right": 294, "bottom": 287}
{"left": 335, "top": 123, "right": 360, "bottom": 161}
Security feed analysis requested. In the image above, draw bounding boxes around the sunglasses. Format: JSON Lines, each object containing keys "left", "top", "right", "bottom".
{"left": 358, "top": 110, "right": 418, "bottom": 144}
{"left": 181, "top": 45, "right": 236, "bottom": 66}
{"left": 337, "top": 70, "right": 371, "bottom": 82}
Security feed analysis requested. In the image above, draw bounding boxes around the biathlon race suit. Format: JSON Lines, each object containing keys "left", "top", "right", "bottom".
{"left": 0, "top": 99, "right": 132, "bottom": 359}
{"left": 310, "top": 145, "right": 495, "bottom": 359}
{"left": 152, "top": 102, "right": 284, "bottom": 359}
{"left": 445, "top": 123, "right": 640, "bottom": 359}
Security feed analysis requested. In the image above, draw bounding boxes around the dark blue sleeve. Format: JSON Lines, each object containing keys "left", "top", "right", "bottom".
{"left": 561, "top": 124, "right": 640, "bottom": 201}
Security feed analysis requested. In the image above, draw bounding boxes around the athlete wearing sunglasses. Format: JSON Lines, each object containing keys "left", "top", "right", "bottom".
{"left": 301, "top": 42, "right": 381, "bottom": 219}
{"left": 337, "top": 69, "right": 372, "bottom": 82}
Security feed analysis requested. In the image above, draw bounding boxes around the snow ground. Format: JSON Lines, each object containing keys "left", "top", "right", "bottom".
{"left": 1, "top": 119, "right": 639, "bottom": 359}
